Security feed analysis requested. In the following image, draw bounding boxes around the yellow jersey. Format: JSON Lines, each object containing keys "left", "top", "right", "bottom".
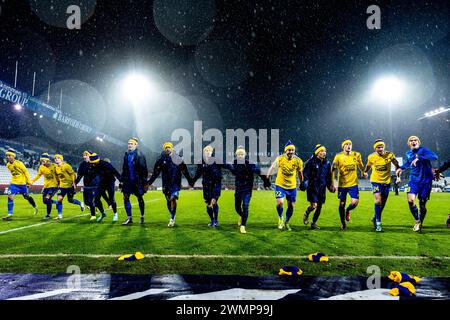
{"left": 55, "top": 163, "right": 76, "bottom": 188}
{"left": 367, "top": 151, "right": 396, "bottom": 184}
{"left": 6, "top": 160, "right": 31, "bottom": 185}
{"left": 31, "top": 164, "right": 59, "bottom": 188}
{"left": 274, "top": 154, "right": 303, "bottom": 189}
{"left": 332, "top": 151, "right": 364, "bottom": 188}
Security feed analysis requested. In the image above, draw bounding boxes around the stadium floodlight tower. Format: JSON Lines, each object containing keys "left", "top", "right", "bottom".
{"left": 371, "top": 75, "right": 405, "bottom": 152}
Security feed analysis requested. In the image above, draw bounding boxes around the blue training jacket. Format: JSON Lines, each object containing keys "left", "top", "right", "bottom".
{"left": 400, "top": 146, "right": 438, "bottom": 184}
{"left": 224, "top": 157, "right": 267, "bottom": 191}
{"left": 147, "top": 152, "right": 191, "bottom": 192}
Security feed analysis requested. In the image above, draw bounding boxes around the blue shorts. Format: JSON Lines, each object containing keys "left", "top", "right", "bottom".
{"left": 42, "top": 187, "right": 58, "bottom": 198}
{"left": 371, "top": 182, "right": 390, "bottom": 198}
{"left": 275, "top": 185, "right": 297, "bottom": 202}
{"left": 164, "top": 189, "right": 180, "bottom": 200}
{"left": 57, "top": 187, "right": 76, "bottom": 197}
{"left": 8, "top": 184, "right": 29, "bottom": 196}
{"left": 338, "top": 186, "right": 359, "bottom": 201}
{"left": 203, "top": 183, "right": 221, "bottom": 203}
{"left": 408, "top": 181, "right": 432, "bottom": 201}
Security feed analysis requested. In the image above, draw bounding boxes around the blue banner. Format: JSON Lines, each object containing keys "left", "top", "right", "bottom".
{"left": 0, "top": 79, "right": 124, "bottom": 146}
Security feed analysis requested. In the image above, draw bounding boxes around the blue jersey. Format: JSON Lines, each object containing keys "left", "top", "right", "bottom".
{"left": 400, "top": 147, "right": 437, "bottom": 184}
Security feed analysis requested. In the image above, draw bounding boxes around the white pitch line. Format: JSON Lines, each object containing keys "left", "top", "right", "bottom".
{"left": 7, "top": 288, "right": 77, "bottom": 300}
{"left": 0, "top": 198, "right": 162, "bottom": 236}
{"left": 0, "top": 253, "right": 448, "bottom": 260}
{"left": 108, "top": 288, "right": 170, "bottom": 300}
{"left": 0, "top": 213, "right": 88, "bottom": 235}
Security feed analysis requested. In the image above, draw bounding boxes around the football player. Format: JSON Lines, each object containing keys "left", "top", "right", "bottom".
{"left": 2, "top": 148, "right": 38, "bottom": 221}
{"left": 267, "top": 140, "right": 303, "bottom": 231}
{"left": 302, "top": 144, "right": 335, "bottom": 230}
{"left": 147, "top": 142, "right": 192, "bottom": 227}
{"left": 434, "top": 158, "right": 450, "bottom": 227}
{"left": 30, "top": 153, "right": 59, "bottom": 219}
{"left": 331, "top": 139, "right": 367, "bottom": 230}
{"left": 364, "top": 139, "right": 401, "bottom": 232}
{"left": 397, "top": 136, "right": 438, "bottom": 232}
{"left": 120, "top": 137, "right": 148, "bottom": 225}
{"left": 224, "top": 146, "right": 271, "bottom": 234}
{"left": 54, "top": 154, "right": 85, "bottom": 220}
{"left": 190, "top": 145, "right": 224, "bottom": 228}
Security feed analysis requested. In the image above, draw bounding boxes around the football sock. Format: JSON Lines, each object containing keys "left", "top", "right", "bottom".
{"left": 285, "top": 206, "right": 294, "bottom": 223}
{"left": 56, "top": 201, "right": 63, "bottom": 215}
{"left": 138, "top": 198, "right": 145, "bottom": 217}
{"left": 419, "top": 204, "right": 427, "bottom": 223}
{"left": 111, "top": 201, "right": 117, "bottom": 213}
{"left": 46, "top": 202, "right": 52, "bottom": 215}
{"left": 276, "top": 205, "right": 283, "bottom": 218}
{"left": 346, "top": 203, "right": 356, "bottom": 212}
{"left": 409, "top": 203, "right": 420, "bottom": 221}
{"left": 170, "top": 203, "right": 177, "bottom": 220}
{"left": 27, "top": 196, "right": 36, "bottom": 208}
{"left": 7, "top": 199, "right": 13, "bottom": 215}
{"left": 312, "top": 205, "right": 322, "bottom": 224}
{"left": 206, "top": 206, "right": 214, "bottom": 221}
{"left": 374, "top": 204, "right": 382, "bottom": 223}
{"left": 213, "top": 204, "right": 219, "bottom": 222}
{"left": 124, "top": 201, "right": 132, "bottom": 217}
{"left": 241, "top": 203, "right": 249, "bottom": 226}
{"left": 339, "top": 206, "right": 346, "bottom": 224}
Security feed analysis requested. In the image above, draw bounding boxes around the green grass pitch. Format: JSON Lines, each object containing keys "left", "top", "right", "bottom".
{"left": 0, "top": 190, "right": 448, "bottom": 276}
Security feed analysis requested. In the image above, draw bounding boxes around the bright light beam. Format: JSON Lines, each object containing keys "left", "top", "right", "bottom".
{"left": 123, "top": 73, "right": 155, "bottom": 105}
{"left": 372, "top": 76, "right": 404, "bottom": 102}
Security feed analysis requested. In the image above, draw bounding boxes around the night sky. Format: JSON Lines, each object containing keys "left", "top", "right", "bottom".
{"left": 1, "top": 0, "right": 449, "bottom": 164}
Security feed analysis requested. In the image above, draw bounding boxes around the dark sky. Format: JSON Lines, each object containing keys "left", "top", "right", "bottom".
{"left": 0, "top": 0, "right": 449, "bottom": 163}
